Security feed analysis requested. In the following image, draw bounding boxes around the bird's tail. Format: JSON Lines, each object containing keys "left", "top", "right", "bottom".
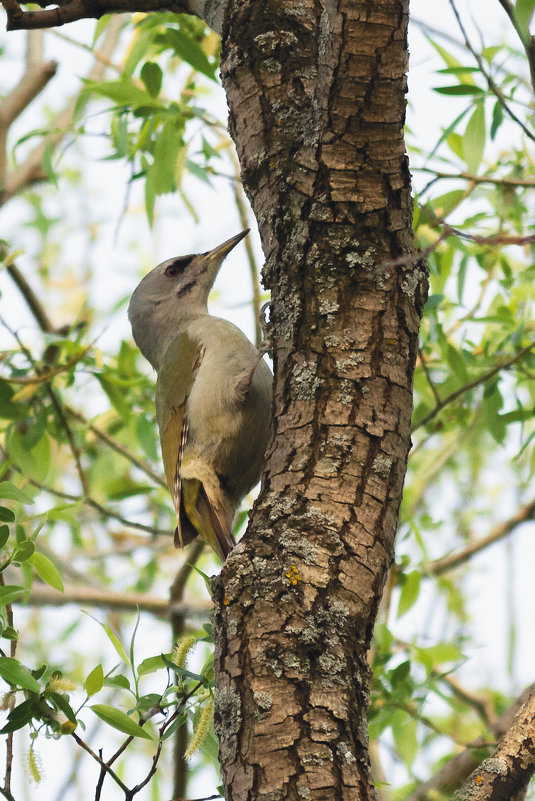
{"left": 175, "top": 458, "right": 236, "bottom": 561}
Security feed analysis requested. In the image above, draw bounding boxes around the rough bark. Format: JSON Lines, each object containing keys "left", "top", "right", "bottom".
{"left": 453, "top": 689, "right": 535, "bottom": 801}
{"left": 213, "top": 2, "right": 427, "bottom": 800}
{"left": 406, "top": 683, "right": 535, "bottom": 801}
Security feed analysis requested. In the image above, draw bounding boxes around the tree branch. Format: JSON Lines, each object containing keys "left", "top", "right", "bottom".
{"left": 27, "top": 476, "right": 171, "bottom": 537}
{"left": 0, "top": 13, "right": 123, "bottom": 206}
{"left": 65, "top": 406, "right": 167, "bottom": 489}
{"left": 427, "top": 496, "right": 535, "bottom": 575}
{"left": 406, "top": 683, "right": 535, "bottom": 801}
{"left": 19, "top": 580, "right": 211, "bottom": 618}
{"left": 4, "top": 261, "right": 57, "bottom": 333}
{"left": 496, "top": 0, "right": 535, "bottom": 93}
{"left": 412, "top": 342, "right": 535, "bottom": 431}
{"left": 413, "top": 166, "right": 535, "bottom": 188}
{"left": 454, "top": 687, "right": 535, "bottom": 801}
{"left": 1, "top": 0, "right": 228, "bottom": 33}
{"left": 0, "top": 54, "right": 56, "bottom": 191}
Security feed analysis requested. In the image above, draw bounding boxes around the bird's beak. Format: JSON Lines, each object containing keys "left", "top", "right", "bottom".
{"left": 205, "top": 229, "right": 249, "bottom": 262}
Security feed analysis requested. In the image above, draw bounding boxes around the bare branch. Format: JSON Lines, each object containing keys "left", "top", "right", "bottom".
{"left": 0, "top": 56, "right": 56, "bottom": 191}
{"left": 4, "top": 261, "right": 56, "bottom": 333}
{"left": 20, "top": 580, "right": 212, "bottom": 618}
{"left": 0, "top": 13, "right": 123, "bottom": 206}
{"left": 0, "top": 59, "right": 56, "bottom": 127}
{"left": 454, "top": 688, "right": 535, "bottom": 801}
{"left": 0, "top": 0, "right": 231, "bottom": 32}
{"left": 413, "top": 166, "right": 535, "bottom": 188}
{"left": 27, "top": 475, "right": 171, "bottom": 537}
{"left": 427, "top": 496, "right": 535, "bottom": 575}
{"left": 412, "top": 341, "right": 535, "bottom": 431}
{"left": 406, "top": 683, "right": 535, "bottom": 801}
{"left": 65, "top": 406, "right": 167, "bottom": 489}
{"left": 71, "top": 732, "right": 129, "bottom": 795}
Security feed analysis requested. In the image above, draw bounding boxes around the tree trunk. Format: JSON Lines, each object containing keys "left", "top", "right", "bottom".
{"left": 213, "top": 1, "right": 428, "bottom": 799}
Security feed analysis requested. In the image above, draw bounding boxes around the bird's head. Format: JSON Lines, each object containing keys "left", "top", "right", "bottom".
{"left": 128, "top": 229, "right": 249, "bottom": 370}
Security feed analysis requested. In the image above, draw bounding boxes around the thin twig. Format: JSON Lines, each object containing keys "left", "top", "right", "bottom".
{"left": 170, "top": 538, "right": 205, "bottom": 799}
{"left": 0, "top": 575, "right": 15, "bottom": 801}
{"left": 496, "top": 0, "right": 535, "bottom": 92}
{"left": 412, "top": 342, "right": 535, "bottom": 431}
{"left": 417, "top": 347, "right": 441, "bottom": 404}
{"left": 71, "top": 732, "right": 130, "bottom": 795}
{"left": 229, "top": 152, "right": 262, "bottom": 347}
{"left": 449, "top": 0, "right": 535, "bottom": 143}
{"left": 2, "top": 345, "right": 92, "bottom": 384}
{"left": 47, "top": 385, "right": 90, "bottom": 496}
{"left": 65, "top": 406, "right": 167, "bottom": 489}
{"left": 5, "top": 261, "right": 56, "bottom": 333}
{"left": 27, "top": 476, "right": 171, "bottom": 538}
{"left": 413, "top": 166, "right": 535, "bottom": 188}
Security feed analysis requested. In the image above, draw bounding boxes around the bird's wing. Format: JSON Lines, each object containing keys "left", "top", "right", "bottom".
{"left": 155, "top": 332, "right": 203, "bottom": 549}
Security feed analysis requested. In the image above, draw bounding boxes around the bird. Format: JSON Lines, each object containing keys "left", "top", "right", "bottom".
{"left": 128, "top": 230, "right": 272, "bottom": 561}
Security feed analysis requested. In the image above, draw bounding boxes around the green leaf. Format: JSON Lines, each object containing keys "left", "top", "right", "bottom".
{"left": 14, "top": 540, "right": 35, "bottom": 562}
{"left": 95, "top": 374, "right": 131, "bottom": 421}
{"left": 462, "top": 103, "right": 485, "bottom": 173}
{"left": 415, "top": 643, "right": 462, "bottom": 672}
{"left": 150, "top": 119, "right": 182, "bottom": 196}
{"left": 0, "top": 657, "right": 40, "bottom": 692}
{"left": 437, "top": 66, "right": 479, "bottom": 76}
{"left": 85, "top": 612, "right": 130, "bottom": 664}
{"left": 0, "top": 525, "right": 9, "bottom": 549}
{"left": 81, "top": 79, "right": 164, "bottom": 111}
{"left": 446, "top": 132, "right": 464, "bottom": 160}
{"left": 104, "top": 674, "right": 131, "bottom": 690}
{"left": 138, "top": 653, "right": 172, "bottom": 676}
{"left": 397, "top": 571, "right": 421, "bottom": 618}
{"left": 30, "top": 552, "right": 64, "bottom": 592}
{"left": 0, "top": 699, "right": 35, "bottom": 733}
{"left": 161, "top": 655, "right": 209, "bottom": 685}
{"left": 48, "top": 691, "right": 77, "bottom": 724}
{"left": 0, "top": 586, "right": 25, "bottom": 606}
{"left": 391, "top": 709, "right": 418, "bottom": 768}
{"left": 0, "top": 482, "right": 33, "bottom": 504}
{"left": 85, "top": 664, "right": 104, "bottom": 696}
{"left": 91, "top": 704, "right": 153, "bottom": 739}
{"left": 0, "top": 383, "right": 25, "bottom": 420}
{"left": 42, "top": 144, "right": 58, "bottom": 188}
{"left": 446, "top": 343, "right": 469, "bottom": 382}
{"left": 160, "top": 29, "right": 218, "bottom": 81}
{"left": 515, "top": 0, "right": 535, "bottom": 35}
{"left": 0, "top": 507, "right": 15, "bottom": 523}
{"left": 391, "top": 660, "right": 411, "bottom": 686}
{"left": 434, "top": 85, "right": 485, "bottom": 96}
{"left": 483, "top": 382, "right": 506, "bottom": 443}
{"left": 490, "top": 101, "right": 505, "bottom": 139}
{"left": 8, "top": 429, "right": 51, "bottom": 483}
{"left": 140, "top": 62, "right": 163, "bottom": 98}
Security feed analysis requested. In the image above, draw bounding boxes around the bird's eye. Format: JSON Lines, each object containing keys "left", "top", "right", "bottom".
{"left": 164, "top": 255, "right": 194, "bottom": 278}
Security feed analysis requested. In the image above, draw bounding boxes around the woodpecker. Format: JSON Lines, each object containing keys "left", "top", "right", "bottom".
{"left": 128, "top": 230, "right": 272, "bottom": 560}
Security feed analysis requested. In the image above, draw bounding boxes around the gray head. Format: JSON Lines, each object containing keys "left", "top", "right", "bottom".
{"left": 128, "top": 230, "right": 249, "bottom": 370}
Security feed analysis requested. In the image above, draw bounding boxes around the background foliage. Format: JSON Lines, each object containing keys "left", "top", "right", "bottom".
{"left": 0, "top": 1, "right": 534, "bottom": 799}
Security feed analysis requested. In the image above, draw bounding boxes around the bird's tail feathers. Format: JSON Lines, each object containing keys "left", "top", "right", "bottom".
{"left": 179, "top": 459, "right": 236, "bottom": 561}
